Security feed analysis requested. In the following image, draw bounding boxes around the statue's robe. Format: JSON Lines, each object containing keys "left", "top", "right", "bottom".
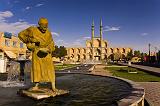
{"left": 18, "top": 26, "right": 55, "bottom": 83}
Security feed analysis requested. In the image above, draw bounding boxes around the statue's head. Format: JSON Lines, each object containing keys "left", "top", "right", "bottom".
{"left": 38, "top": 17, "right": 48, "bottom": 33}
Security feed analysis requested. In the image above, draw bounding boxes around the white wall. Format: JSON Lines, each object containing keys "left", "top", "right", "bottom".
{"left": 0, "top": 59, "right": 6, "bottom": 73}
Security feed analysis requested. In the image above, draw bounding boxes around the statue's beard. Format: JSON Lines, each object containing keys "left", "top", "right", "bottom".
{"left": 41, "top": 30, "right": 46, "bottom": 33}
{"left": 38, "top": 27, "right": 47, "bottom": 33}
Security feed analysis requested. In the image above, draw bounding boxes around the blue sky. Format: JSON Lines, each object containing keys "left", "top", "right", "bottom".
{"left": 0, "top": 0, "right": 160, "bottom": 53}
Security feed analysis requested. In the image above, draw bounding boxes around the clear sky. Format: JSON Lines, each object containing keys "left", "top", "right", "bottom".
{"left": 0, "top": 0, "right": 160, "bottom": 53}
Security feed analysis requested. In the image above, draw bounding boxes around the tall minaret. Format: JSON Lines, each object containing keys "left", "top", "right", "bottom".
{"left": 91, "top": 20, "right": 95, "bottom": 60}
{"left": 91, "top": 20, "right": 95, "bottom": 45}
{"left": 100, "top": 18, "right": 103, "bottom": 60}
{"left": 100, "top": 18, "right": 103, "bottom": 43}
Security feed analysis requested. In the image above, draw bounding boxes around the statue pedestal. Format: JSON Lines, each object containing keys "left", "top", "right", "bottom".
{"left": 18, "top": 88, "right": 69, "bottom": 100}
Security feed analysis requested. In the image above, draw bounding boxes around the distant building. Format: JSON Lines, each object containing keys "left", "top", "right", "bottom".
{"left": 65, "top": 20, "right": 132, "bottom": 63}
{"left": 0, "top": 32, "right": 27, "bottom": 60}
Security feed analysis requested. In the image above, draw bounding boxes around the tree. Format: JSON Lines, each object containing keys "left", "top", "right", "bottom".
{"left": 108, "top": 54, "right": 114, "bottom": 61}
{"left": 134, "top": 50, "right": 141, "bottom": 57}
{"left": 126, "top": 50, "right": 133, "bottom": 61}
{"left": 52, "top": 45, "right": 59, "bottom": 57}
{"left": 52, "top": 45, "right": 67, "bottom": 59}
{"left": 114, "top": 52, "right": 122, "bottom": 61}
{"left": 58, "top": 46, "right": 67, "bottom": 59}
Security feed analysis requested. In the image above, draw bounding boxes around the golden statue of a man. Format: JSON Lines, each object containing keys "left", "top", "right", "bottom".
{"left": 18, "top": 18, "right": 55, "bottom": 91}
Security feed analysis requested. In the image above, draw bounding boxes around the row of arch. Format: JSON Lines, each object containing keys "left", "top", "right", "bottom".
{"left": 69, "top": 54, "right": 108, "bottom": 61}
{"left": 69, "top": 48, "right": 129, "bottom": 54}
{"left": 109, "top": 48, "right": 126, "bottom": 53}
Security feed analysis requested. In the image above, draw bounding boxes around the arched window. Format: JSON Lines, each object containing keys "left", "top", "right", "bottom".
{"left": 83, "top": 54, "right": 86, "bottom": 60}
{"left": 89, "top": 55, "right": 92, "bottom": 59}
{"left": 105, "top": 49, "right": 107, "bottom": 53}
{"left": 111, "top": 48, "right": 113, "bottom": 53}
{"left": 117, "top": 48, "right": 119, "bottom": 52}
{"left": 78, "top": 49, "right": 80, "bottom": 53}
{"left": 123, "top": 48, "right": 125, "bottom": 53}
{"left": 84, "top": 49, "right": 86, "bottom": 53}
{"left": 77, "top": 54, "right": 80, "bottom": 61}
{"left": 105, "top": 42, "right": 107, "bottom": 47}
{"left": 96, "top": 48, "right": 101, "bottom": 55}
{"left": 71, "top": 48, "right": 74, "bottom": 53}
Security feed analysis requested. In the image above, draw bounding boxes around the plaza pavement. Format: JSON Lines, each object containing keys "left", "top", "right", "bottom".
{"left": 90, "top": 64, "right": 112, "bottom": 76}
{"left": 92, "top": 64, "right": 160, "bottom": 106}
{"left": 138, "top": 82, "right": 160, "bottom": 106}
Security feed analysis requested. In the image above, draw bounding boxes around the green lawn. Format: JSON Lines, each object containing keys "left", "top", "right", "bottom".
{"left": 55, "top": 64, "right": 77, "bottom": 70}
{"left": 105, "top": 66, "right": 160, "bottom": 82}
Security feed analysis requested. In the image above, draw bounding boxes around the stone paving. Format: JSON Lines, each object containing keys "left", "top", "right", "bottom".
{"left": 90, "top": 64, "right": 112, "bottom": 76}
{"left": 138, "top": 82, "right": 160, "bottom": 106}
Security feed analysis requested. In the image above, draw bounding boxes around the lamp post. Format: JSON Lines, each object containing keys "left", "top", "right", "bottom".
{"left": 155, "top": 47, "right": 157, "bottom": 63}
{"left": 148, "top": 43, "right": 151, "bottom": 63}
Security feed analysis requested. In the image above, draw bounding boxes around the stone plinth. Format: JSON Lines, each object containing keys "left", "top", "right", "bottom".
{"left": 19, "top": 88, "right": 69, "bottom": 100}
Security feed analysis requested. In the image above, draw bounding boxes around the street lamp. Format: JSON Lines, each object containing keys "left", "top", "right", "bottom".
{"left": 148, "top": 43, "right": 151, "bottom": 63}
{"left": 155, "top": 47, "right": 158, "bottom": 63}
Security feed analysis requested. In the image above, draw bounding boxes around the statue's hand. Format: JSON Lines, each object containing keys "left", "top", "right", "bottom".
{"left": 39, "top": 48, "right": 50, "bottom": 53}
{"left": 31, "top": 39, "right": 40, "bottom": 46}
{"left": 27, "top": 43, "right": 35, "bottom": 51}
{"left": 32, "top": 39, "right": 39, "bottom": 43}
